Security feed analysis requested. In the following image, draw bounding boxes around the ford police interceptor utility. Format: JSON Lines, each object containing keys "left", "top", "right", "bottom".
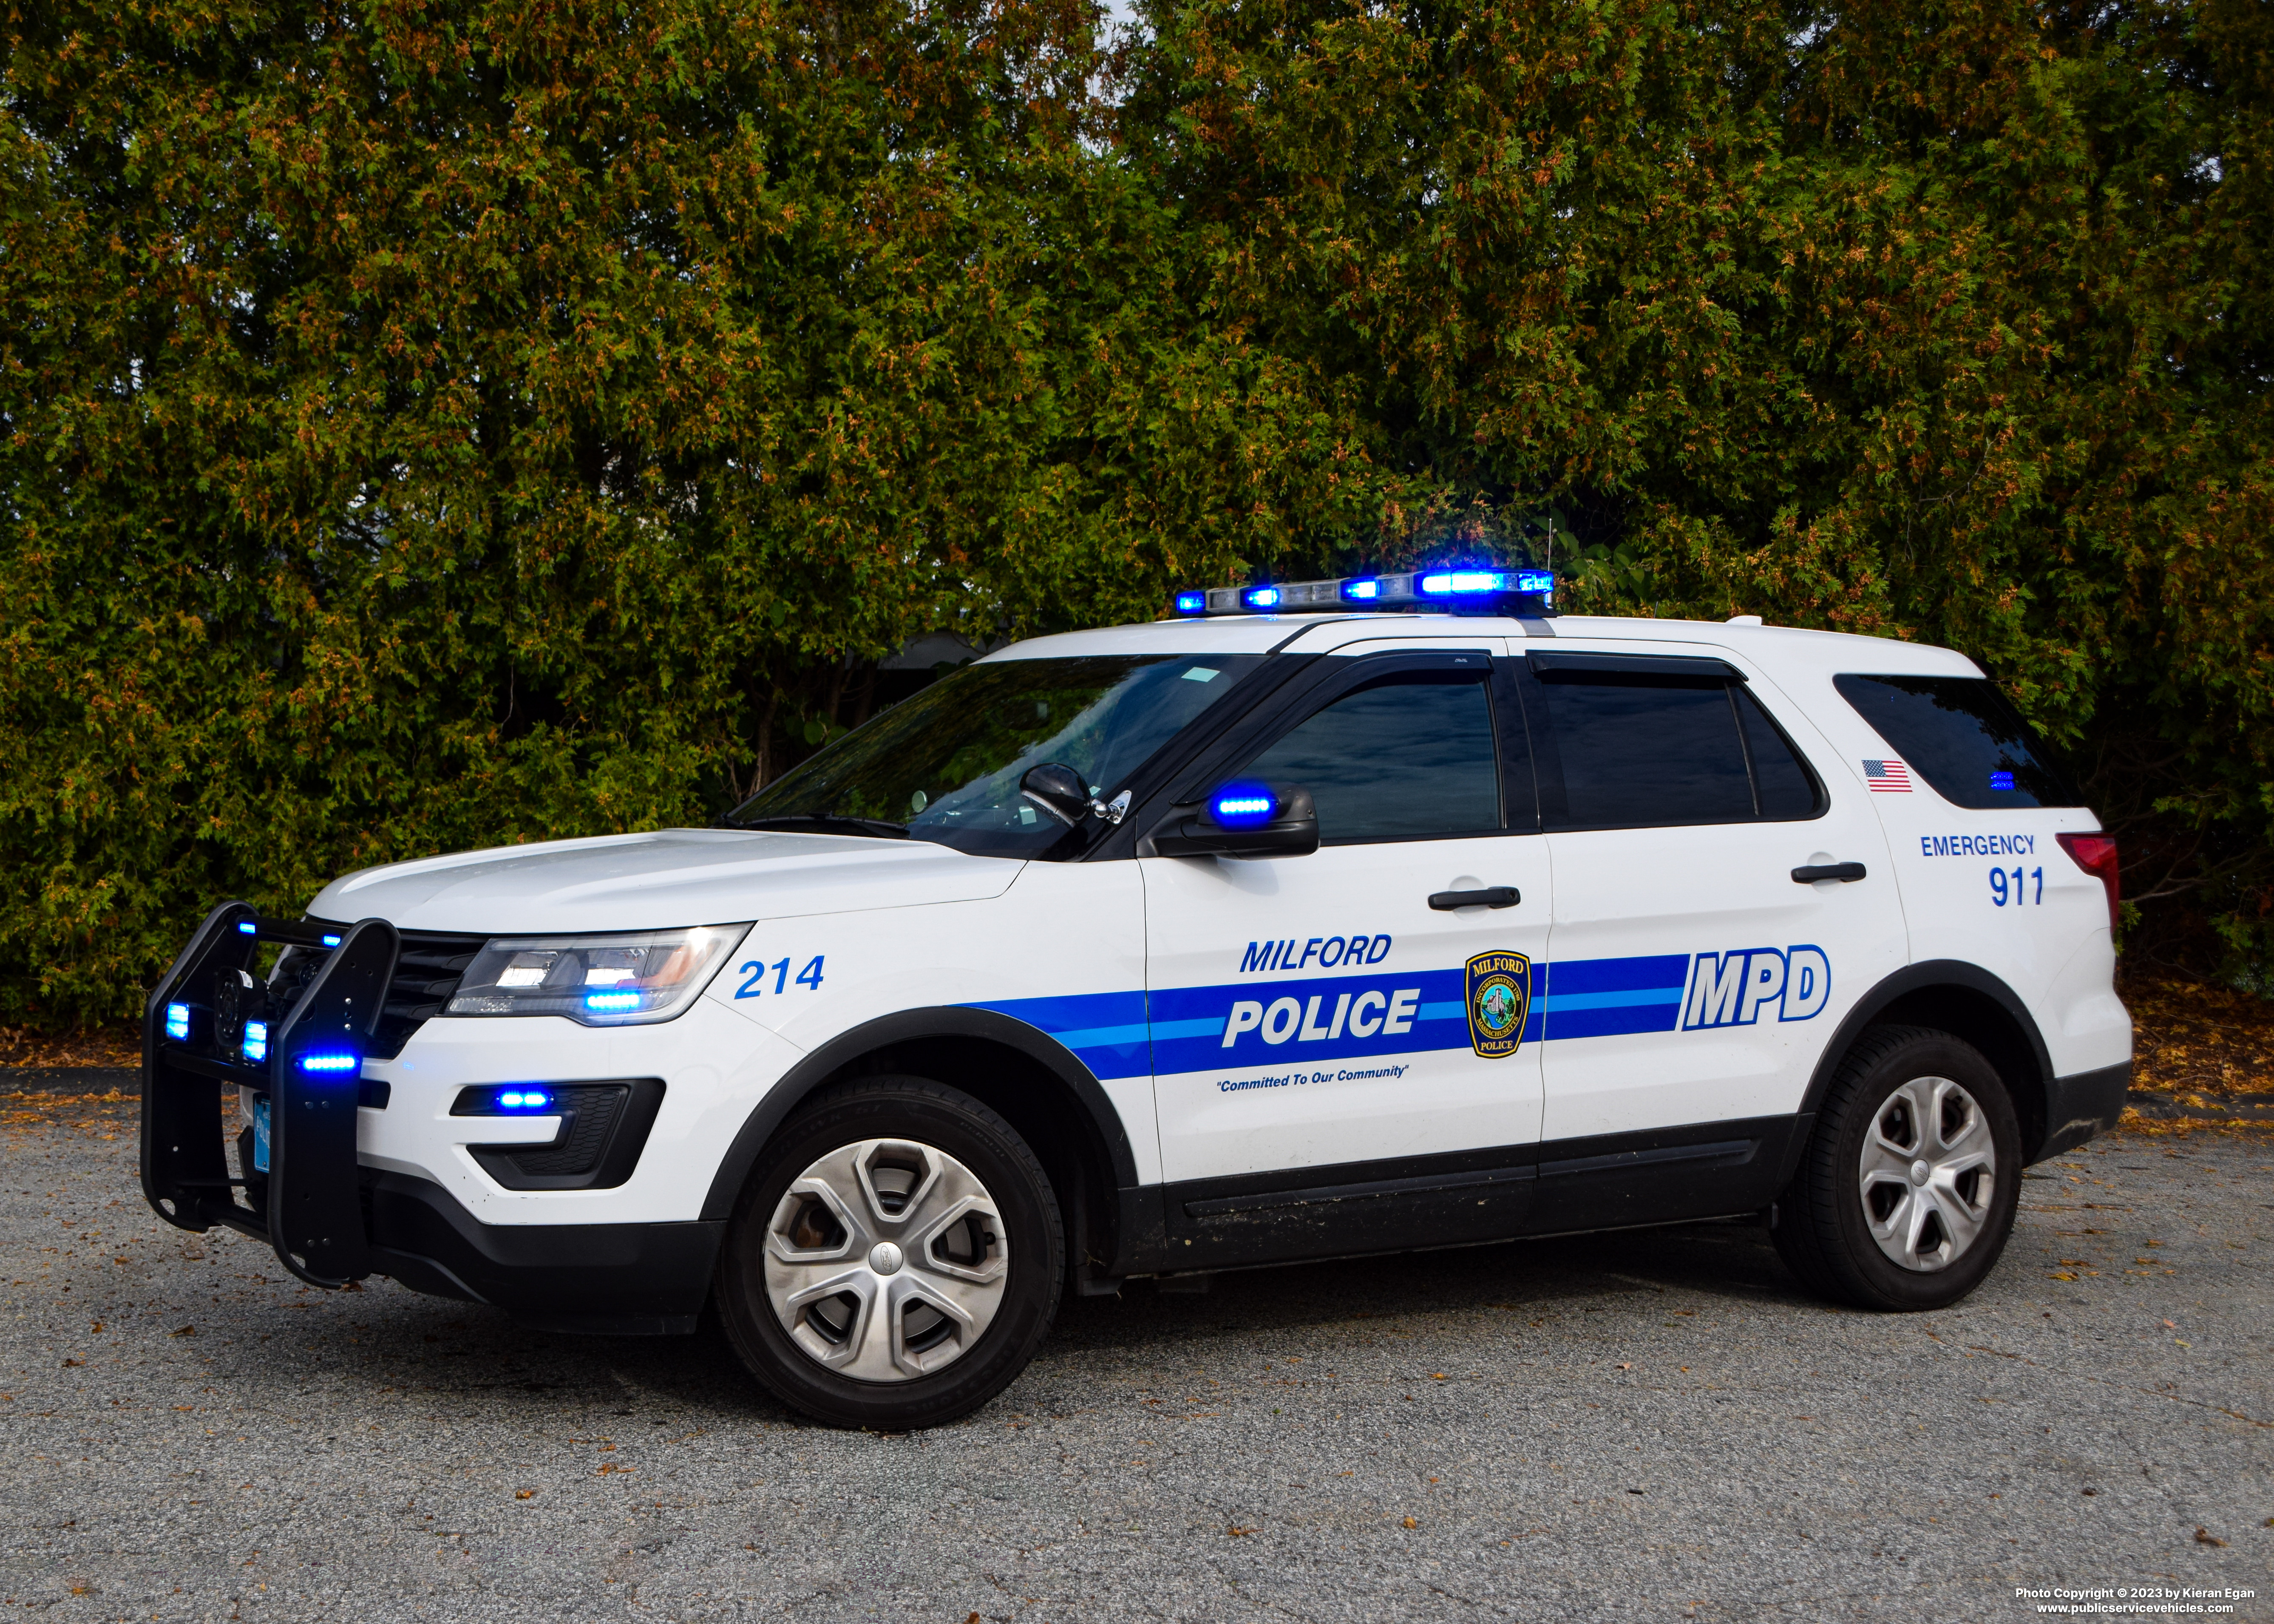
{"left": 139, "top": 568, "right": 2132, "bottom": 1429}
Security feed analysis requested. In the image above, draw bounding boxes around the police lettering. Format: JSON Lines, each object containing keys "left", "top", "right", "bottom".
{"left": 1681, "top": 946, "right": 1831, "bottom": 1030}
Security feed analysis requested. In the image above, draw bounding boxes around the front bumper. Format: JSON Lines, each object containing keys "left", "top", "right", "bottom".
{"left": 142, "top": 901, "right": 794, "bottom": 1311}
{"left": 363, "top": 1171, "right": 720, "bottom": 1333}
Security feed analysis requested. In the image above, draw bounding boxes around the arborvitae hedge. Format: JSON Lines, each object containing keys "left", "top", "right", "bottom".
{"left": 3, "top": 0, "right": 2269, "bottom": 1021}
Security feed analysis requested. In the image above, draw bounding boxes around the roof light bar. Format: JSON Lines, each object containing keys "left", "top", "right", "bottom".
{"left": 1172, "top": 569, "right": 1553, "bottom": 618}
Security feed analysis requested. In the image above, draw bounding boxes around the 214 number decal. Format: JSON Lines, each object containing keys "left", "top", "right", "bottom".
{"left": 735, "top": 955, "right": 826, "bottom": 998}
{"left": 1989, "top": 866, "right": 2043, "bottom": 907}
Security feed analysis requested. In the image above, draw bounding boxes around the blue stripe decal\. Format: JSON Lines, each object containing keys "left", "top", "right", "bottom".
{"left": 958, "top": 953, "right": 1698, "bottom": 1080}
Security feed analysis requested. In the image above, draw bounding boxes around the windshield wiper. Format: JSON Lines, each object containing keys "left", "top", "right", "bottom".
{"left": 727, "top": 813, "right": 911, "bottom": 839}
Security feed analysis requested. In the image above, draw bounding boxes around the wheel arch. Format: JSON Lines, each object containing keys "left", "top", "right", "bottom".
{"left": 699, "top": 1007, "right": 1143, "bottom": 1281}
{"left": 1787, "top": 961, "right": 2058, "bottom": 1177}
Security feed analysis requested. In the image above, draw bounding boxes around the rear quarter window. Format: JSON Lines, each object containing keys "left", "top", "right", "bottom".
{"left": 1833, "top": 675, "right": 2082, "bottom": 810}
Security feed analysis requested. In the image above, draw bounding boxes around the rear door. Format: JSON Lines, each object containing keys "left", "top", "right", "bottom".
{"left": 1140, "top": 641, "right": 1551, "bottom": 1253}
{"left": 1521, "top": 644, "right": 1908, "bottom": 1190}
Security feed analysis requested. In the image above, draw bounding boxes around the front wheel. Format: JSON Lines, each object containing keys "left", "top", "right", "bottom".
{"left": 1773, "top": 1026, "right": 2022, "bottom": 1311}
{"left": 715, "top": 1076, "right": 1063, "bottom": 1428}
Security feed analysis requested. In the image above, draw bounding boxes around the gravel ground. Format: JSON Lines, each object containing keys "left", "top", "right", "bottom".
{"left": 3, "top": 1098, "right": 2269, "bottom": 1623}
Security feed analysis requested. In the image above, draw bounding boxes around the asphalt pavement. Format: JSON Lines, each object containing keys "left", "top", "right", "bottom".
{"left": 3, "top": 1093, "right": 2268, "bottom": 1622}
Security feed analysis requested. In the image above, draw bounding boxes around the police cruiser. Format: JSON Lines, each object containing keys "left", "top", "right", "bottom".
{"left": 139, "top": 568, "right": 2131, "bottom": 1429}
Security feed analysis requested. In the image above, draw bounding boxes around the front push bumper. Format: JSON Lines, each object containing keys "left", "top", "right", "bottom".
{"left": 139, "top": 900, "right": 722, "bottom": 1329}
{"left": 141, "top": 900, "right": 396, "bottom": 1286}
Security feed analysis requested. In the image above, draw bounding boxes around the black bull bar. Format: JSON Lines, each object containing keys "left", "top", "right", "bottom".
{"left": 139, "top": 900, "right": 398, "bottom": 1288}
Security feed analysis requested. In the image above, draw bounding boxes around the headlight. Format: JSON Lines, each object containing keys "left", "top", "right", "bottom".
{"left": 445, "top": 924, "right": 751, "bottom": 1026}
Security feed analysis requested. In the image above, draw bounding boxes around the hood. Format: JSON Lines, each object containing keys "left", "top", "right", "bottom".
{"left": 305, "top": 828, "right": 1024, "bottom": 935}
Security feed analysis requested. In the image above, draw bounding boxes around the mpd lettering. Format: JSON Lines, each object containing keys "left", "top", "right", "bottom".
{"left": 1681, "top": 946, "right": 1831, "bottom": 1029}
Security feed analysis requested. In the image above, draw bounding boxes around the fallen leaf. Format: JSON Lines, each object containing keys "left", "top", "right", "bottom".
{"left": 169, "top": 1325, "right": 195, "bottom": 1337}
{"left": 516, "top": 1490, "right": 536, "bottom": 1500}
{"left": 1402, "top": 1517, "right": 1418, "bottom": 1529}
{"left": 1616, "top": 1362, "right": 1632, "bottom": 1370}
{"left": 2195, "top": 1528, "right": 2226, "bottom": 1547}
{"left": 1226, "top": 1525, "right": 1255, "bottom": 1537}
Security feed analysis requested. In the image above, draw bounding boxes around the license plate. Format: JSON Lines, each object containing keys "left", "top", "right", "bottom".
{"left": 252, "top": 1096, "right": 271, "bottom": 1173}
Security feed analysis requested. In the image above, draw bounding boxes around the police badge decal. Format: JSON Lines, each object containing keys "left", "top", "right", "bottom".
{"left": 1463, "top": 951, "right": 1531, "bottom": 1058}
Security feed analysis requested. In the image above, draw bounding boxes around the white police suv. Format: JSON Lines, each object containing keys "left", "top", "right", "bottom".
{"left": 140, "top": 569, "right": 2132, "bottom": 1428}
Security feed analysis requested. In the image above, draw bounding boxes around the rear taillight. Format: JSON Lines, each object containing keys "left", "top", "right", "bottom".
{"left": 2056, "top": 833, "right": 2121, "bottom": 930}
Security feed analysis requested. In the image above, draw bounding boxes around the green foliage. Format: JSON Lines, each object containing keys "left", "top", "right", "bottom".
{"left": 2, "top": 0, "right": 2269, "bottom": 1020}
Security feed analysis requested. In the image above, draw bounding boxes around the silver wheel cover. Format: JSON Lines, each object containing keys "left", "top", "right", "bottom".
{"left": 1857, "top": 1075, "right": 1998, "bottom": 1273}
{"left": 763, "top": 1137, "right": 1009, "bottom": 1381}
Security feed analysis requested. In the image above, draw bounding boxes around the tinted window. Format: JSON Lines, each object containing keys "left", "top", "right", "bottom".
{"left": 1246, "top": 672, "right": 1499, "bottom": 842}
{"left": 1738, "top": 689, "right": 1822, "bottom": 819}
{"left": 1834, "top": 675, "right": 2081, "bottom": 809}
{"left": 1536, "top": 673, "right": 1755, "bottom": 828}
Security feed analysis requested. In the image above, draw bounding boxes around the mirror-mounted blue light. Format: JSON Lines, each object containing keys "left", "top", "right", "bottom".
{"left": 236, "top": 921, "right": 257, "bottom": 935}
{"left": 496, "top": 1088, "right": 554, "bottom": 1111}
{"left": 584, "top": 991, "right": 642, "bottom": 1012}
{"left": 165, "top": 1003, "right": 191, "bottom": 1042}
{"left": 299, "top": 1051, "right": 358, "bottom": 1074}
{"left": 320, "top": 933, "right": 342, "bottom": 948}
{"left": 1174, "top": 590, "right": 1208, "bottom": 615}
{"left": 1241, "top": 585, "right": 1282, "bottom": 611}
{"left": 1211, "top": 782, "right": 1279, "bottom": 829}
{"left": 242, "top": 1020, "right": 268, "bottom": 1064}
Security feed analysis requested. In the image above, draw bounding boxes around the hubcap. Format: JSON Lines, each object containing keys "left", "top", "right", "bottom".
{"left": 763, "top": 1138, "right": 1008, "bottom": 1381}
{"left": 1857, "top": 1075, "right": 1997, "bottom": 1273}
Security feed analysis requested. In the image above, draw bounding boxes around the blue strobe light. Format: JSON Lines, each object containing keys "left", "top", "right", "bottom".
{"left": 1211, "top": 783, "right": 1278, "bottom": 829}
{"left": 585, "top": 991, "right": 642, "bottom": 1012}
{"left": 1174, "top": 590, "right": 1208, "bottom": 615}
{"left": 299, "top": 1051, "right": 359, "bottom": 1074}
{"left": 1240, "top": 585, "right": 1282, "bottom": 611}
{"left": 242, "top": 1020, "right": 268, "bottom": 1064}
{"left": 496, "top": 1088, "right": 554, "bottom": 1111}
{"left": 165, "top": 1003, "right": 190, "bottom": 1042}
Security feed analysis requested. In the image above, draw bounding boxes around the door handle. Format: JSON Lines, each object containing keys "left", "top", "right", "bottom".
{"left": 1429, "top": 886, "right": 1521, "bottom": 910}
{"left": 1791, "top": 862, "right": 1867, "bottom": 884}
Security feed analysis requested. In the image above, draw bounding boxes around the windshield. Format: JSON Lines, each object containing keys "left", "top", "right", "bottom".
{"left": 726, "top": 654, "right": 1264, "bottom": 856}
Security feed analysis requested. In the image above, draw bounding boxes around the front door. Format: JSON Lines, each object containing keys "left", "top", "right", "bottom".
{"left": 1141, "top": 646, "right": 1552, "bottom": 1256}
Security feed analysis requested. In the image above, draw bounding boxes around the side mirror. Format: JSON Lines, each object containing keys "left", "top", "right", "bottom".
{"left": 1151, "top": 783, "right": 1319, "bottom": 859}
{"left": 1019, "top": 762, "right": 1096, "bottom": 827}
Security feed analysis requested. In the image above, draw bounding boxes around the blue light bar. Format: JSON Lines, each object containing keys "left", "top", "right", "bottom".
{"left": 299, "top": 1051, "right": 358, "bottom": 1074}
{"left": 1171, "top": 568, "right": 1554, "bottom": 618}
{"left": 496, "top": 1088, "right": 553, "bottom": 1111}
{"left": 165, "top": 1003, "right": 190, "bottom": 1042}
{"left": 320, "top": 933, "right": 342, "bottom": 948}
{"left": 1419, "top": 570, "right": 1511, "bottom": 596}
{"left": 584, "top": 991, "right": 642, "bottom": 1012}
{"left": 236, "top": 921, "right": 257, "bottom": 935}
{"left": 242, "top": 1020, "right": 268, "bottom": 1064}
{"left": 1211, "top": 783, "right": 1278, "bottom": 829}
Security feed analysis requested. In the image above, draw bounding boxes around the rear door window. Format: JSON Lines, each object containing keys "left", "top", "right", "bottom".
{"left": 1833, "top": 675, "right": 2081, "bottom": 810}
{"left": 1524, "top": 654, "right": 1823, "bottom": 830}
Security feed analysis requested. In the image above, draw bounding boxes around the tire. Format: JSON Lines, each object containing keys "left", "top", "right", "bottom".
{"left": 1773, "top": 1026, "right": 2022, "bottom": 1312}
{"left": 714, "top": 1075, "right": 1063, "bottom": 1428}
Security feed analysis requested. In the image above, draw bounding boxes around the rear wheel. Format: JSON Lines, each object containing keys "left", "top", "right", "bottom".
{"left": 715, "top": 1076, "right": 1063, "bottom": 1428}
{"left": 1773, "top": 1026, "right": 2022, "bottom": 1311}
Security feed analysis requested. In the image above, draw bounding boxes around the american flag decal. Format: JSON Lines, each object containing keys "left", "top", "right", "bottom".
{"left": 1862, "top": 759, "right": 1912, "bottom": 793}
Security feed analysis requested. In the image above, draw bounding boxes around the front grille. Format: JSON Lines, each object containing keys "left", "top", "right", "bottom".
{"left": 374, "top": 930, "right": 486, "bottom": 1057}
{"left": 279, "top": 924, "right": 485, "bottom": 1060}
